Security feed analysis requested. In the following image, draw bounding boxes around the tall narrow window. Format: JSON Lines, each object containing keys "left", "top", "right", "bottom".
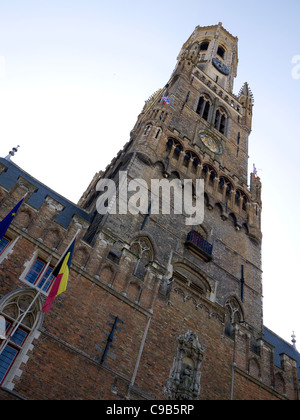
{"left": 183, "top": 152, "right": 191, "bottom": 168}
{"left": 196, "top": 95, "right": 211, "bottom": 121}
{"left": 166, "top": 139, "right": 173, "bottom": 152}
{"left": 214, "top": 110, "right": 220, "bottom": 129}
{"left": 192, "top": 157, "right": 200, "bottom": 174}
{"left": 130, "top": 237, "right": 154, "bottom": 280}
{"left": 202, "top": 101, "right": 210, "bottom": 120}
{"left": 196, "top": 97, "right": 204, "bottom": 115}
{"left": 214, "top": 108, "right": 227, "bottom": 135}
{"left": 0, "top": 320, "right": 28, "bottom": 385}
{"left": 0, "top": 237, "right": 11, "bottom": 256}
{"left": 224, "top": 297, "right": 243, "bottom": 337}
{"left": 182, "top": 151, "right": 200, "bottom": 172}
{"left": 218, "top": 177, "right": 232, "bottom": 197}
{"left": 155, "top": 128, "right": 162, "bottom": 139}
{"left": 220, "top": 115, "right": 226, "bottom": 134}
{"left": 202, "top": 164, "right": 217, "bottom": 188}
{"left": 143, "top": 124, "right": 152, "bottom": 136}
{"left": 235, "top": 190, "right": 248, "bottom": 212}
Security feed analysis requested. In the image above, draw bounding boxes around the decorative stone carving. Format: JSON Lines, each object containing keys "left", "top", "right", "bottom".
{"left": 165, "top": 331, "right": 204, "bottom": 400}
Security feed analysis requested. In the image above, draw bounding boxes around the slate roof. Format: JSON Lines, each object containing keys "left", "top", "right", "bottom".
{"left": 0, "top": 158, "right": 91, "bottom": 229}
{"left": 264, "top": 327, "right": 300, "bottom": 380}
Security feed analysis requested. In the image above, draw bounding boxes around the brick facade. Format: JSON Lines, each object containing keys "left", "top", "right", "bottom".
{"left": 0, "top": 23, "right": 299, "bottom": 400}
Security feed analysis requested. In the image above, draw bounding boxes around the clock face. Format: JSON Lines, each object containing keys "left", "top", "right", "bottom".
{"left": 199, "top": 132, "right": 222, "bottom": 154}
{"left": 212, "top": 57, "right": 230, "bottom": 75}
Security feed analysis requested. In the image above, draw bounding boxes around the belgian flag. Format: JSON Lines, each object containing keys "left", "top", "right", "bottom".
{"left": 42, "top": 237, "right": 76, "bottom": 313}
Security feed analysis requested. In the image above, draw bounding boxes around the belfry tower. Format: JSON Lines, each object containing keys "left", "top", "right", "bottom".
{"left": 80, "top": 21, "right": 262, "bottom": 333}
{"left": 76, "top": 23, "right": 275, "bottom": 399}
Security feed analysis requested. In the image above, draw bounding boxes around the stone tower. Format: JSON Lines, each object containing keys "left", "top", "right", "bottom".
{"left": 80, "top": 22, "right": 262, "bottom": 335}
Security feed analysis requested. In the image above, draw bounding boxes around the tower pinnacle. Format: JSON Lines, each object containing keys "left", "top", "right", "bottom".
{"left": 5, "top": 145, "right": 20, "bottom": 161}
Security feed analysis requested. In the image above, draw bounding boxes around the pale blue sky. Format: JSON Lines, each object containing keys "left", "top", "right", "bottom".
{"left": 0, "top": 0, "right": 299, "bottom": 344}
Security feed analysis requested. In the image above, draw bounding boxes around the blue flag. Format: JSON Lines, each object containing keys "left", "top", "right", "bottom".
{"left": 0, "top": 198, "right": 24, "bottom": 241}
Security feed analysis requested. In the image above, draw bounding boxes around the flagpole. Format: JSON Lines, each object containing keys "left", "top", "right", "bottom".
{"left": 41, "top": 229, "right": 81, "bottom": 313}
{"left": 48, "top": 229, "right": 81, "bottom": 274}
{"left": 0, "top": 228, "right": 81, "bottom": 356}
{"left": 40, "top": 228, "right": 81, "bottom": 300}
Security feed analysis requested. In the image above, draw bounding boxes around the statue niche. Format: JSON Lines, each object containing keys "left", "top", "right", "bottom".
{"left": 166, "top": 331, "right": 204, "bottom": 400}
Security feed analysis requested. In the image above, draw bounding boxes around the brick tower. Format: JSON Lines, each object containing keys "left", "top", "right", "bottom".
{"left": 80, "top": 21, "right": 263, "bottom": 350}
{"left": 0, "top": 23, "right": 299, "bottom": 401}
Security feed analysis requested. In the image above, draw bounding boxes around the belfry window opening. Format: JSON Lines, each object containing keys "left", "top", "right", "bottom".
{"left": 196, "top": 96, "right": 211, "bottom": 121}
{"left": 214, "top": 109, "right": 227, "bottom": 135}
{"left": 217, "top": 46, "right": 225, "bottom": 59}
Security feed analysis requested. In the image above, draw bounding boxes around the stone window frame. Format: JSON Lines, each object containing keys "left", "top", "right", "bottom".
{"left": 19, "top": 250, "right": 56, "bottom": 296}
{"left": 0, "top": 289, "right": 43, "bottom": 390}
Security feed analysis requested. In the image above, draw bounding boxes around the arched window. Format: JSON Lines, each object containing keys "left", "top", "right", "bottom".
{"left": 196, "top": 95, "right": 211, "bottom": 121}
{"left": 214, "top": 108, "right": 227, "bottom": 135}
{"left": 224, "top": 297, "right": 243, "bottom": 337}
{"left": 218, "top": 177, "right": 232, "bottom": 197}
{"left": 183, "top": 151, "right": 200, "bottom": 173}
{"left": 166, "top": 138, "right": 183, "bottom": 161}
{"left": 130, "top": 237, "right": 154, "bottom": 280}
{"left": 202, "top": 164, "right": 217, "bottom": 187}
{"left": 183, "top": 152, "right": 190, "bottom": 168}
{"left": 0, "top": 290, "right": 43, "bottom": 387}
{"left": 143, "top": 124, "right": 152, "bottom": 136}
{"left": 174, "top": 145, "right": 182, "bottom": 160}
{"left": 192, "top": 157, "right": 200, "bottom": 174}
{"left": 235, "top": 189, "right": 248, "bottom": 212}
{"left": 173, "top": 264, "right": 211, "bottom": 297}
{"left": 166, "top": 138, "right": 173, "bottom": 152}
